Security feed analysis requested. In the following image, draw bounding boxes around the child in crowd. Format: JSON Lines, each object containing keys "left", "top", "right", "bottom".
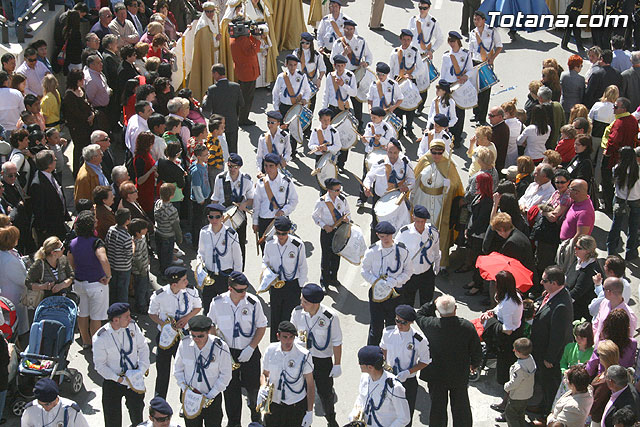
{"left": 467, "top": 125, "right": 497, "bottom": 177}
{"left": 504, "top": 337, "right": 536, "bottom": 427}
{"left": 206, "top": 114, "right": 227, "bottom": 189}
{"left": 559, "top": 321, "right": 594, "bottom": 373}
{"left": 129, "top": 218, "right": 151, "bottom": 314}
{"left": 418, "top": 113, "right": 452, "bottom": 157}
{"left": 154, "top": 183, "right": 182, "bottom": 276}
{"left": 187, "top": 122, "right": 208, "bottom": 164}
{"left": 189, "top": 144, "right": 211, "bottom": 248}
{"left": 163, "top": 116, "right": 182, "bottom": 146}
{"left": 105, "top": 208, "right": 134, "bottom": 305}
{"left": 555, "top": 124, "right": 576, "bottom": 165}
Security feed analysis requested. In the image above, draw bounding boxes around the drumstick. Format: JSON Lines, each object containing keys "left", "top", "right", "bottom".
{"left": 254, "top": 230, "right": 260, "bottom": 256}
{"left": 396, "top": 190, "right": 410, "bottom": 206}
{"left": 330, "top": 213, "right": 350, "bottom": 232}
{"left": 257, "top": 218, "right": 277, "bottom": 247}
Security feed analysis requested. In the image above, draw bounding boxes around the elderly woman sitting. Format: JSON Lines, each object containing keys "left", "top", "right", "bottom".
{"left": 26, "top": 236, "right": 74, "bottom": 299}
{"left": 74, "top": 143, "right": 107, "bottom": 204}
{"left": 547, "top": 365, "right": 593, "bottom": 426}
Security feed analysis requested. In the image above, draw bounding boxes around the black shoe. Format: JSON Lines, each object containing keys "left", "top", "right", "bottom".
{"left": 406, "top": 129, "right": 416, "bottom": 139}
{"left": 490, "top": 403, "right": 506, "bottom": 413}
{"left": 465, "top": 288, "right": 482, "bottom": 296}
{"left": 439, "top": 268, "right": 449, "bottom": 277}
{"left": 239, "top": 120, "right": 256, "bottom": 126}
{"left": 495, "top": 413, "right": 506, "bottom": 422}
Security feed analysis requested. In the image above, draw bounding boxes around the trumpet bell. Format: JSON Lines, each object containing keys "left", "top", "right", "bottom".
{"left": 274, "top": 280, "right": 285, "bottom": 289}
{"left": 298, "top": 330, "right": 308, "bottom": 343}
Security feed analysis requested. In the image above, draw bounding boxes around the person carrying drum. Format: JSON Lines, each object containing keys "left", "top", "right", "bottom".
{"left": 309, "top": 108, "right": 342, "bottom": 166}
{"left": 408, "top": 0, "right": 444, "bottom": 115}
{"left": 380, "top": 305, "right": 431, "bottom": 426}
{"left": 22, "top": 378, "right": 89, "bottom": 427}
{"left": 208, "top": 271, "right": 268, "bottom": 426}
{"left": 469, "top": 11, "right": 502, "bottom": 126}
{"left": 211, "top": 153, "right": 254, "bottom": 267}
{"left": 92, "top": 303, "right": 150, "bottom": 427}
{"left": 361, "top": 221, "right": 413, "bottom": 345}
{"left": 348, "top": 345, "right": 411, "bottom": 426}
{"left": 440, "top": 31, "right": 472, "bottom": 145}
{"left": 426, "top": 79, "right": 458, "bottom": 132}
{"left": 271, "top": 54, "right": 312, "bottom": 157}
{"left": 261, "top": 216, "right": 308, "bottom": 342}
{"left": 389, "top": 29, "right": 427, "bottom": 140}
{"left": 317, "top": 0, "right": 354, "bottom": 73}
{"left": 312, "top": 177, "right": 350, "bottom": 289}
{"left": 252, "top": 152, "right": 299, "bottom": 252}
{"left": 418, "top": 113, "right": 453, "bottom": 157}
{"left": 174, "top": 315, "right": 232, "bottom": 427}
{"left": 295, "top": 32, "right": 327, "bottom": 116}
{"left": 197, "top": 202, "right": 243, "bottom": 315}
{"left": 394, "top": 205, "right": 441, "bottom": 307}
{"left": 148, "top": 266, "right": 202, "bottom": 399}
{"left": 291, "top": 284, "right": 342, "bottom": 427}
{"left": 367, "top": 62, "right": 404, "bottom": 118}
{"left": 139, "top": 396, "right": 179, "bottom": 427}
{"left": 362, "top": 139, "right": 415, "bottom": 243}
{"left": 256, "top": 111, "right": 292, "bottom": 172}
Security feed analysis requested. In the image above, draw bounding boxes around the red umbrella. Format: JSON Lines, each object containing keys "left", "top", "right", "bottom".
{"left": 475, "top": 252, "right": 534, "bottom": 293}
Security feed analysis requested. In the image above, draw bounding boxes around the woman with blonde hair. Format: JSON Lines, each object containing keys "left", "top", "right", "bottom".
{"left": 41, "top": 74, "right": 62, "bottom": 130}
{"left": 566, "top": 235, "right": 602, "bottom": 320}
{"left": 542, "top": 67, "right": 562, "bottom": 102}
{"left": 569, "top": 104, "right": 589, "bottom": 125}
{"left": 589, "top": 85, "right": 619, "bottom": 163}
{"left": 26, "top": 236, "right": 74, "bottom": 299}
{"left": 516, "top": 155, "right": 535, "bottom": 198}
{"left": 543, "top": 57, "right": 564, "bottom": 75}
{"left": 525, "top": 80, "right": 543, "bottom": 122}
{"left": 140, "top": 21, "right": 164, "bottom": 45}
{"left": 501, "top": 98, "right": 523, "bottom": 167}
{"left": 467, "top": 125, "right": 497, "bottom": 177}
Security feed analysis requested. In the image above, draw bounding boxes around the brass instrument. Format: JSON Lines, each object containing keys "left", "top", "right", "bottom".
{"left": 169, "top": 316, "right": 185, "bottom": 340}
{"left": 351, "top": 404, "right": 367, "bottom": 426}
{"left": 214, "top": 327, "right": 241, "bottom": 371}
{"left": 383, "top": 361, "right": 393, "bottom": 372}
{"left": 256, "top": 382, "right": 274, "bottom": 415}
{"left": 298, "top": 329, "right": 308, "bottom": 343}
{"left": 202, "top": 272, "right": 215, "bottom": 288}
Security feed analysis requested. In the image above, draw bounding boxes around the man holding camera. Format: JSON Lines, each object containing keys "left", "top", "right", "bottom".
{"left": 230, "top": 18, "right": 262, "bottom": 127}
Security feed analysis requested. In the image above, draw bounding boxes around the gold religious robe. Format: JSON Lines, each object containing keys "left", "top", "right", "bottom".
{"left": 189, "top": 25, "right": 218, "bottom": 101}
{"left": 271, "top": 0, "right": 305, "bottom": 50}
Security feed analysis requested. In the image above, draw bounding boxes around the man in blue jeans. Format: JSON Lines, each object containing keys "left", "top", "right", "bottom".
{"left": 105, "top": 208, "right": 134, "bottom": 304}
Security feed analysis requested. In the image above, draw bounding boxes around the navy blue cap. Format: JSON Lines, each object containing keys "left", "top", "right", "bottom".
{"left": 389, "top": 137, "right": 402, "bottom": 151}
{"left": 318, "top": 108, "right": 333, "bottom": 117}
{"left": 278, "top": 321, "right": 297, "bottom": 334}
{"left": 228, "top": 152, "right": 243, "bottom": 166}
{"left": 413, "top": 205, "right": 430, "bottom": 219}
{"left": 165, "top": 266, "right": 188, "bottom": 282}
{"left": 107, "top": 302, "right": 130, "bottom": 320}
{"left": 376, "top": 62, "right": 390, "bottom": 74}
{"left": 333, "top": 54, "right": 348, "bottom": 64}
{"left": 419, "top": 0, "right": 431, "bottom": 4}
{"left": 300, "top": 32, "right": 314, "bottom": 42}
{"left": 375, "top": 221, "right": 395, "bottom": 235}
{"left": 395, "top": 304, "right": 417, "bottom": 321}
{"left": 400, "top": 29, "right": 413, "bottom": 38}
{"left": 474, "top": 10, "right": 486, "bottom": 20}
{"left": 150, "top": 396, "right": 173, "bottom": 415}
{"left": 371, "top": 106, "right": 386, "bottom": 117}
{"left": 448, "top": 31, "right": 462, "bottom": 40}
{"left": 267, "top": 110, "right": 283, "bottom": 121}
{"left": 324, "top": 177, "right": 341, "bottom": 188}
{"left": 358, "top": 345, "right": 384, "bottom": 365}
{"left": 229, "top": 271, "right": 250, "bottom": 287}
{"left": 329, "top": 0, "right": 342, "bottom": 4}
{"left": 437, "top": 79, "right": 451, "bottom": 93}
{"left": 264, "top": 152, "right": 281, "bottom": 164}
{"left": 285, "top": 54, "right": 300, "bottom": 63}
{"left": 434, "top": 113, "right": 449, "bottom": 127}
{"left": 302, "top": 283, "right": 324, "bottom": 303}
{"left": 33, "top": 378, "right": 59, "bottom": 402}
{"left": 274, "top": 216, "right": 292, "bottom": 231}
{"left": 343, "top": 19, "right": 357, "bottom": 27}
{"left": 206, "top": 202, "right": 226, "bottom": 213}
{"left": 188, "top": 315, "right": 213, "bottom": 332}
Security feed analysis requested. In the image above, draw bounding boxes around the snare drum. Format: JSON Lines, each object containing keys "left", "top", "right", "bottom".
{"left": 397, "top": 79, "right": 421, "bottom": 111}
{"left": 331, "top": 110, "right": 358, "bottom": 150}
{"left": 476, "top": 62, "right": 499, "bottom": 93}
{"left": 374, "top": 190, "right": 411, "bottom": 233}
{"left": 314, "top": 152, "right": 338, "bottom": 189}
{"left": 365, "top": 150, "right": 387, "bottom": 171}
{"left": 308, "top": 79, "right": 319, "bottom": 99}
{"left": 451, "top": 79, "right": 478, "bottom": 110}
{"left": 223, "top": 205, "right": 247, "bottom": 230}
{"left": 416, "top": 56, "right": 439, "bottom": 93}
{"left": 384, "top": 113, "right": 402, "bottom": 137}
{"left": 284, "top": 104, "right": 313, "bottom": 143}
{"left": 331, "top": 223, "right": 367, "bottom": 265}
{"left": 354, "top": 67, "right": 376, "bottom": 103}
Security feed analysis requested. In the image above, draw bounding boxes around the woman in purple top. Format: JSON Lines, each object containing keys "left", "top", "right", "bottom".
{"left": 67, "top": 211, "right": 111, "bottom": 349}
{"left": 586, "top": 309, "right": 638, "bottom": 377}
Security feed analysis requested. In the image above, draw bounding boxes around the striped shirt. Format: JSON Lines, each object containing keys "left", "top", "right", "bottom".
{"left": 105, "top": 225, "right": 133, "bottom": 271}
{"left": 206, "top": 133, "right": 224, "bottom": 168}
{"left": 132, "top": 236, "right": 149, "bottom": 276}
{"left": 154, "top": 199, "right": 180, "bottom": 239}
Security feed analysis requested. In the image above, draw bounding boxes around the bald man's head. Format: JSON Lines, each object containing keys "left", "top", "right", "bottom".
{"left": 569, "top": 179, "right": 589, "bottom": 202}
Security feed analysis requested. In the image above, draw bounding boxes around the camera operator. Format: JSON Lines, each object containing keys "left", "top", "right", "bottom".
{"left": 230, "top": 18, "right": 263, "bottom": 127}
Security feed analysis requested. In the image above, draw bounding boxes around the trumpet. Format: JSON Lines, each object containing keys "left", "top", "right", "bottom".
{"left": 214, "top": 327, "right": 241, "bottom": 371}
{"left": 256, "top": 382, "right": 274, "bottom": 415}
{"left": 298, "top": 329, "right": 308, "bottom": 343}
{"left": 351, "top": 404, "right": 367, "bottom": 426}
{"left": 202, "top": 273, "right": 215, "bottom": 288}
{"left": 383, "top": 361, "right": 393, "bottom": 373}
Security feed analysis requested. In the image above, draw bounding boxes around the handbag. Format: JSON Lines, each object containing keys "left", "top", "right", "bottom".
{"left": 20, "top": 260, "right": 45, "bottom": 309}
{"left": 56, "top": 41, "right": 67, "bottom": 67}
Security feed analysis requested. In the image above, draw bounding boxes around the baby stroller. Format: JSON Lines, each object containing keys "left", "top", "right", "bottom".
{"left": 10, "top": 296, "right": 83, "bottom": 416}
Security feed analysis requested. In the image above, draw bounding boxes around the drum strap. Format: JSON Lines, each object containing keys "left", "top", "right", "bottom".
{"left": 324, "top": 199, "right": 339, "bottom": 224}
{"left": 263, "top": 177, "right": 287, "bottom": 212}
{"left": 331, "top": 73, "right": 350, "bottom": 110}
{"left": 435, "top": 97, "right": 440, "bottom": 115}
{"left": 428, "top": 131, "right": 434, "bottom": 148}
{"left": 299, "top": 49, "right": 317, "bottom": 80}
{"left": 450, "top": 54, "right": 462, "bottom": 77}
{"left": 283, "top": 72, "right": 302, "bottom": 104}
{"left": 341, "top": 36, "right": 365, "bottom": 66}
{"left": 397, "top": 49, "right": 416, "bottom": 79}
{"left": 416, "top": 19, "right": 435, "bottom": 51}
{"left": 316, "top": 129, "right": 327, "bottom": 149}
{"left": 330, "top": 20, "right": 343, "bottom": 40}
{"left": 384, "top": 164, "right": 405, "bottom": 191}
{"left": 475, "top": 28, "right": 494, "bottom": 62}
{"left": 376, "top": 79, "right": 394, "bottom": 109}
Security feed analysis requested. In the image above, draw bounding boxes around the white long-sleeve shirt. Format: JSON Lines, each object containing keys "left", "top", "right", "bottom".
{"left": 256, "top": 129, "right": 292, "bottom": 169}
{"left": 408, "top": 14, "right": 444, "bottom": 54}
{"left": 92, "top": 322, "right": 150, "bottom": 383}
{"left": 361, "top": 241, "right": 412, "bottom": 288}
{"left": 197, "top": 224, "right": 243, "bottom": 274}
{"left": 262, "top": 235, "right": 308, "bottom": 285}
{"left": 349, "top": 372, "right": 411, "bottom": 427}
{"left": 272, "top": 70, "right": 311, "bottom": 109}
{"left": 363, "top": 156, "right": 416, "bottom": 198}
{"left": 380, "top": 325, "right": 431, "bottom": 378}
{"left": 516, "top": 124, "right": 551, "bottom": 160}
{"left": 367, "top": 77, "right": 404, "bottom": 109}
{"left": 321, "top": 70, "right": 357, "bottom": 108}
{"left": 252, "top": 172, "right": 298, "bottom": 223}
{"left": 291, "top": 304, "right": 342, "bottom": 359}
{"left": 394, "top": 222, "right": 441, "bottom": 274}
{"left": 308, "top": 125, "right": 342, "bottom": 157}
{"left": 174, "top": 335, "right": 232, "bottom": 399}
{"left": 330, "top": 35, "right": 373, "bottom": 71}
{"left": 312, "top": 193, "right": 350, "bottom": 228}
{"left": 426, "top": 96, "right": 458, "bottom": 129}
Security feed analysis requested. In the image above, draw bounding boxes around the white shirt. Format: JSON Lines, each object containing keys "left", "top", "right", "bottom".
{"left": 321, "top": 70, "right": 357, "bottom": 108}
{"left": 330, "top": 35, "right": 373, "bottom": 72}
{"left": 367, "top": 77, "right": 404, "bottom": 109}
{"left": 394, "top": 222, "right": 441, "bottom": 274}
{"left": 389, "top": 45, "right": 426, "bottom": 81}
{"left": 174, "top": 335, "right": 232, "bottom": 399}
{"left": 0, "top": 88, "right": 25, "bottom": 132}
{"left": 148, "top": 285, "right": 202, "bottom": 331}
{"left": 150, "top": 134, "right": 167, "bottom": 162}
{"left": 589, "top": 277, "right": 632, "bottom": 317}
{"left": 317, "top": 12, "right": 354, "bottom": 50}
{"left": 261, "top": 235, "right": 308, "bottom": 285}
{"left": 125, "top": 114, "right": 149, "bottom": 154}
{"left": 440, "top": 48, "right": 472, "bottom": 83}
{"left": 15, "top": 61, "right": 49, "bottom": 96}
{"left": 308, "top": 125, "right": 342, "bottom": 156}
{"left": 427, "top": 96, "right": 458, "bottom": 129}
{"left": 518, "top": 180, "right": 555, "bottom": 211}
{"left": 362, "top": 121, "right": 395, "bottom": 153}
{"left": 252, "top": 172, "right": 299, "bottom": 223}
{"left": 263, "top": 342, "right": 314, "bottom": 405}
{"left": 493, "top": 296, "right": 523, "bottom": 331}
{"left": 468, "top": 25, "right": 503, "bottom": 62}
{"left": 349, "top": 372, "right": 411, "bottom": 427}
{"left": 208, "top": 291, "right": 268, "bottom": 350}
{"left": 291, "top": 304, "right": 342, "bottom": 358}
{"left": 614, "top": 165, "right": 640, "bottom": 201}
{"left": 21, "top": 397, "right": 90, "bottom": 427}
{"left": 516, "top": 124, "right": 551, "bottom": 160}
{"left": 212, "top": 171, "right": 254, "bottom": 206}
{"left": 296, "top": 47, "right": 327, "bottom": 81}
{"left": 256, "top": 129, "right": 292, "bottom": 169}
{"left": 272, "top": 70, "right": 311, "bottom": 109}
{"left": 363, "top": 156, "right": 416, "bottom": 198}
{"left": 589, "top": 101, "right": 616, "bottom": 124}
{"left": 361, "top": 241, "right": 413, "bottom": 288}
{"left": 312, "top": 193, "right": 350, "bottom": 228}
{"left": 504, "top": 117, "right": 524, "bottom": 166}
{"left": 380, "top": 325, "right": 431, "bottom": 378}
{"left": 418, "top": 128, "right": 453, "bottom": 157}
{"left": 197, "top": 224, "right": 243, "bottom": 274}
{"left": 92, "top": 322, "right": 150, "bottom": 383}
{"left": 408, "top": 14, "right": 444, "bottom": 54}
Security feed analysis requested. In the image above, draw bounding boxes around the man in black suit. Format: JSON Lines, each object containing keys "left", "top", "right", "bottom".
{"left": 584, "top": 49, "right": 623, "bottom": 108}
{"left": 528, "top": 265, "right": 574, "bottom": 425}
{"left": 28, "top": 150, "right": 70, "bottom": 246}
{"left": 116, "top": 44, "right": 140, "bottom": 104}
{"left": 415, "top": 295, "right": 482, "bottom": 427}
{"left": 202, "top": 63, "right": 244, "bottom": 154}
{"left": 101, "top": 34, "right": 121, "bottom": 130}
{"left": 1, "top": 161, "right": 34, "bottom": 254}
{"left": 602, "top": 365, "right": 640, "bottom": 427}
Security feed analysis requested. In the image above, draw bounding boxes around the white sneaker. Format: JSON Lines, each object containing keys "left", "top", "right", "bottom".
{"left": 174, "top": 247, "right": 185, "bottom": 257}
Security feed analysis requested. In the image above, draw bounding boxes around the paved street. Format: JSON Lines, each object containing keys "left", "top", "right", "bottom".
{"left": 8, "top": 0, "right": 640, "bottom": 425}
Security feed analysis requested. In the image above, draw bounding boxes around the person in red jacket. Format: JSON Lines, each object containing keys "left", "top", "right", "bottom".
{"left": 230, "top": 28, "right": 261, "bottom": 126}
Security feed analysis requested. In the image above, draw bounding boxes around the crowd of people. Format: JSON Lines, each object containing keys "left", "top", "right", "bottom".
{"left": 0, "top": 0, "right": 639, "bottom": 426}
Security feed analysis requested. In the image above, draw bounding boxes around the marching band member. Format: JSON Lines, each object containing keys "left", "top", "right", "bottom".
{"left": 389, "top": 29, "right": 426, "bottom": 139}
{"left": 296, "top": 32, "right": 327, "bottom": 114}
{"left": 363, "top": 139, "right": 415, "bottom": 242}
{"left": 330, "top": 19, "right": 372, "bottom": 134}
{"left": 256, "top": 111, "right": 291, "bottom": 171}
{"left": 412, "top": 139, "right": 464, "bottom": 274}
{"left": 440, "top": 31, "right": 472, "bottom": 145}
{"left": 367, "top": 62, "right": 404, "bottom": 114}
{"left": 261, "top": 216, "right": 308, "bottom": 341}
{"left": 22, "top": 378, "right": 89, "bottom": 427}
{"left": 394, "top": 205, "right": 441, "bottom": 307}
{"left": 469, "top": 11, "right": 502, "bottom": 126}
{"left": 138, "top": 396, "right": 179, "bottom": 427}
{"left": 208, "top": 271, "right": 268, "bottom": 426}
{"left": 361, "top": 221, "right": 413, "bottom": 346}
{"left": 381, "top": 305, "right": 431, "bottom": 426}
{"left": 260, "top": 321, "right": 315, "bottom": 427}
{"left": 252, "top": 153, "right": 299, "bottom": 251}
{"left": 174, "top": 315, "right": 232, "bottom": 427}
{"left": 308, "top": 108, "right": 342, "bottom": 167}
{"left": 321, "top": 54, "right": 357, "bottom": 116}
{"left": 211, "top": 153, "right": 254, "bottom": 266}
{"left": 349, "top": 345, "right": 411, "bottom": 426}
{"left": 93, "top": 303, "right": 150, "bottom": 427}
{"left": 148, "top": 266, "right": 202, "bottom": 399}
{"left": 312, "top": 178, "right": 350, "bottom": 289}
{"left": 418, "top": 113, "right": 453, "bottom": 157}
{"left": 291, "top": 284, "right": 342, "bottom": 427}
{"left": 317, "top": 0, "right": 353, "bottom": 72}
{"left": 197, "top": 203, "right": 243, "bottom": 314}
{"left": 426, "top": 80, "right": 458, "bottom": 134}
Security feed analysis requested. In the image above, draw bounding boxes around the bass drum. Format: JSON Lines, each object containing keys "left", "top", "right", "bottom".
{"left": 284, "top": 104, "right": 313, "bottom": 143}
{"left": 451, "top": 79, "right": 478, "bottom": 110}
{"left": 415, "top": 56, "right": 439, "bottom": 93}
{"left": 313, "top": 152, "right": 337, "bottom": 189}
{"left": 384, "top": 113, "right": 402, "bottom": 137}
{"left": 331, "top": 110, "right": 359, "bottom": 151}
{"left": 374, "top": 190, "right": 411, "bottom": 234}
{"left": 365, "top": 150, "right": 387, "bottom": 171}
{"left": 223, "top": 205, "right": 246, "bottom": 230}
{"left": 332, "top": 223, "right": 367, "bottom": 265}
{"left": 397, "top": 79, "right": 421, "bottom": 111}
{"left": 354, "top": 67, "right": 376, "bottom": 103}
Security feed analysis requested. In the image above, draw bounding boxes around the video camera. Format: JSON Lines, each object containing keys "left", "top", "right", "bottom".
{"left": 228, "top": 18, "right": 265, "bottom": 38}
